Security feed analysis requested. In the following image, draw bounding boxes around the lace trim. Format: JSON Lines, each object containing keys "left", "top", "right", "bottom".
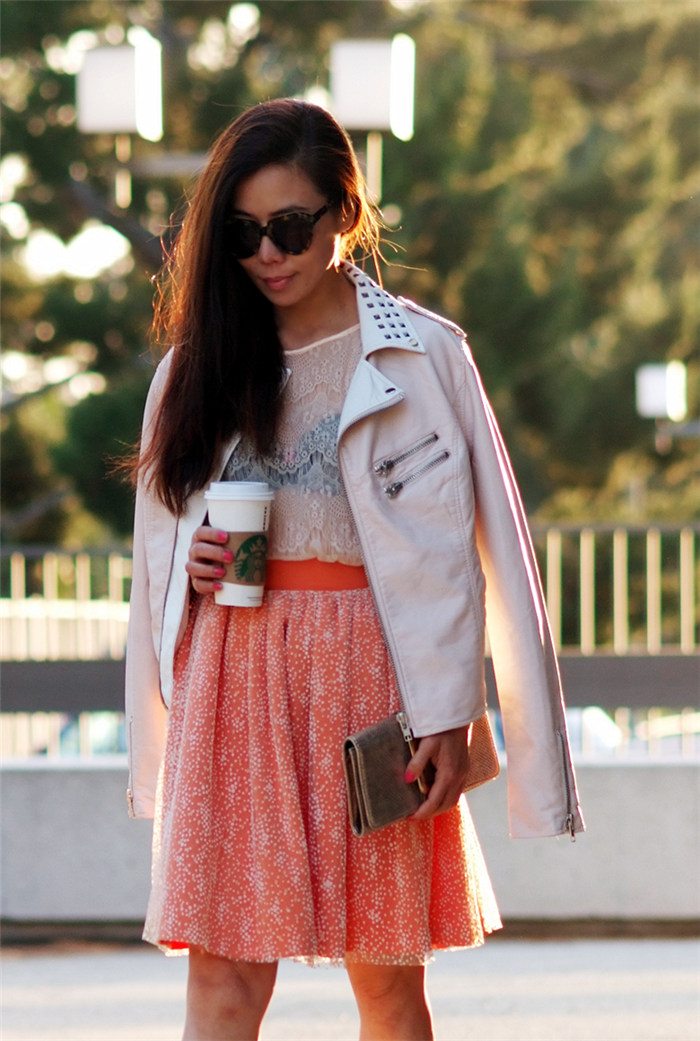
{"left": 225, "top": 415, "right": 342, "bottom": 494}
{"left": 221, "top": 326, "right": 363, "bottom": 564}
{"left": 284, "top": 323, "right": 360, "bottom": 355}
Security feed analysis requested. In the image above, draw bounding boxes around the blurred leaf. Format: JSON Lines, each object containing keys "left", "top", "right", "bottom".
{"left": 52, "top": 374, "right": 151, "bottom": 536}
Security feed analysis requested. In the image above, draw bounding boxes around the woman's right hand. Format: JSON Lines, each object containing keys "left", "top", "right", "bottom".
{"left": 185, "top": 525, "right": 232, "bottom": 595}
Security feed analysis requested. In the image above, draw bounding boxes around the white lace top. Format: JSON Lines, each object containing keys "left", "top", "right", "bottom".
{"left": 222, "top": 325, "right": 364, "bottom": 565}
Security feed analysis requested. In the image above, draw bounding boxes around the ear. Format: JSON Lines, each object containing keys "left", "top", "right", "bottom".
{"left": 338, "top": 198, "right": 360, "bottom": 235}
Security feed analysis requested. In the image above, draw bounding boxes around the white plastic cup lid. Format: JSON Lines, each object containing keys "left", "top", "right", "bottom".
{"left": 205, "top": 481, "right": 275, "bottom": 502}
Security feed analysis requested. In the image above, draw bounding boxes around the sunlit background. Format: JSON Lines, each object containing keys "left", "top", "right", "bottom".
{"left": 1, "top": 1, "right": 698, "bottom": 762}
{"left": 1, "top": 13, "right": 699, "bottom": 1001}
{"left": 2, "top": 0, "right": 698, "bottom": 548}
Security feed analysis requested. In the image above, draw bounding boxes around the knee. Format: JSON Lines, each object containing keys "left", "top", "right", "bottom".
{"left": 350, "top": 962, "right": 427, "bottom": 1013}
{"left": 352, "top": 965, "right": 408, "bottom": 1005}
{"left": 349, "top": 964, "right": 432, "bottom": 1040}
{"left": 187, "top": 949, "right": 277, "bottom": 1020}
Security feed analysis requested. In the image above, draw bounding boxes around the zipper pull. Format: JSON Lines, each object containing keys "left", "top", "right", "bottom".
{"left": 396, "top": 712, "right": 413, "bottom": 744}
{"left": 385, "top": 481, "right": 403, "bottom": 498}
{"left": 374, "top": 459, "right": 394, "bottom": 476}
{"left": 565, "top": 813, "right": 576, "bottom": 842}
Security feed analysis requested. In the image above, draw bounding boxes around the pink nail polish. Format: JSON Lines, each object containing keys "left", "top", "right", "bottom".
{"left": 215, "top": 567, "right": 226, "bottom": 577}
{"left": 214, "top": 582, "right": 223, "bottom": 590}
{"left": 218, "top": 531, "right": 228, "bottom": 543}
{"left": 404, "top": 770, "right": 415, "bottom": 783}
{"left": 222, "top": 551, "right": 233, "bottom": 563}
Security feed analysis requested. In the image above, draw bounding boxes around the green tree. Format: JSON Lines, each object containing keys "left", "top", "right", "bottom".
{"left": 2, "top": 0, "right": 698, "bottom": 544}
{"left": 382, "top": 0, "right": 699, "bottom": 515}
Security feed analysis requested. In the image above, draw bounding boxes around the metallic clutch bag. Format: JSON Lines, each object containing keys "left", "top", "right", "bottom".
{"left": 463, "top": 713, "right": 501, "bottom": 793}
{"left": 343, "top": 711, "right": 500, "bottom": 837}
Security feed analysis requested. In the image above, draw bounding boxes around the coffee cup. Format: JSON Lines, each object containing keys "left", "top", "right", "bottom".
{"left": 204, "top": 481, "right": 275, "bottom": 607}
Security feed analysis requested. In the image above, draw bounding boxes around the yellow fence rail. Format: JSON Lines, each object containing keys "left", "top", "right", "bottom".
{"left": 1, "top": 524, "right": 698, "bottom": 661}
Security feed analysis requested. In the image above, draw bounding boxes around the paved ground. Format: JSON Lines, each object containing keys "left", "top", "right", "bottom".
{"left": 1, "top": 938, "right": 698, "bottom": 1041}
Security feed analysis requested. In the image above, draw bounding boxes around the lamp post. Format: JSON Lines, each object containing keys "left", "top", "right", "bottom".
{"left": 330, "top": 35, "right": 415, "bottom": 202}
{"left": 635, "top": 361, "right": 698, "bottom": 453}
{"left": 76, "top": 28, "right": 163, "bottom": 208}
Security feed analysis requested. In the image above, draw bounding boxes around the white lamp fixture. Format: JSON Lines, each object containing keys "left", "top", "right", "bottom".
{"left": 330, "top": 35, "right": 415, "bottom": 202}
{"left": 635, "top": 362, "right": 688, "bottom": 422}
{"left": 76, "top": 30, "right": 163, "bottom": 142}
{"left": 330, "top": 35, "right": 415, "bottom": 141}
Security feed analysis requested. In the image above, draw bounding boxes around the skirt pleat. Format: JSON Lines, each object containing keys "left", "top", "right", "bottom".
{"left": 143, "top": 588, "right": 501, "bottom": 965}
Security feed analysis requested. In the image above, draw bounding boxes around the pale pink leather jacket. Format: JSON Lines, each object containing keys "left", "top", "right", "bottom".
{"left": 125, "top": 262, "right": 584, "bottom": 839}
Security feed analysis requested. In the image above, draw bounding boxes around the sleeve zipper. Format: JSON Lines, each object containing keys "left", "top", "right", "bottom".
{"left": 126, "top": 716, "right": 135, "bottom": 817}
{"left": 557, "top": 729, "right": 577, "bottom": 841}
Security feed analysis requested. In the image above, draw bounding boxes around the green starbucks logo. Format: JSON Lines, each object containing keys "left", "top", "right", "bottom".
{"left": 234, "top": 534, "right": 268, "bottom": 584}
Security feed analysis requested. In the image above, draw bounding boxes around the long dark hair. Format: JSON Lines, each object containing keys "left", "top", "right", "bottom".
{"left": 137, "top": 98, "right": 380, "bottom": 515}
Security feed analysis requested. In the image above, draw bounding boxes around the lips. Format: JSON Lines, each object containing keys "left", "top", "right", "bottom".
{"left": 262, "top": 274, "right": 294, "bottom": 292}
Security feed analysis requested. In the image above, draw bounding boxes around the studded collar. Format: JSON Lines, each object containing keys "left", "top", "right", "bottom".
{"left": 340, "top": 262, "right": 425, "bottom": 357}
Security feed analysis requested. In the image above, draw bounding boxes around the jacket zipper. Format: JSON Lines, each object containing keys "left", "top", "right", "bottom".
{"left": 385, "top": 450, "right": 450, "bottom": 499}
{"left": 557, "top": 729, "right": 576, "bottom": 841}
{"left": 157, "top": 516, "right": 180, "bottom": 694}
{"left": 338, "top": 453, "right": 410, "bottom": 724}
{"left": 398, "top": 712, "right": 429, "bottom": 796}
{"left": 339, "top": 384, "right": 425, "bottom": 735}
{"left": 397, "top": 711, "right": 413, "bottom": 744}
{"left": 158, "top": 436, "right": 241, "bottom": 692}
{"left": 336, "top": 384, "right": 409, "bottom": 698}
{"left": 126, "top": 716, "right": 135, "bottom": 817}
{"left": 374, "top": 433, "right": 439, "bottom": 476}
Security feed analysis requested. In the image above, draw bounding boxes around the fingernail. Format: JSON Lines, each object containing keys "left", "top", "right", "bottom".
{"left": 404, "top": 770, "right": 415, "bottom": 783}
{"left": 218, "top": 531, "right": 228, "bottom": 542}
{"left": 214, "top": 582, "right": 223, "bottom": 590}
{"left": 222, "top": 551, "right": 233, "bottom": 563}
{"left": 214, "top": 567, "right": 226, "bottom": 577}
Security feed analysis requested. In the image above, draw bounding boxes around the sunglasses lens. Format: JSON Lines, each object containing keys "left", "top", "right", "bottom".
{"left": 269, "top": 214, "right": 314, "bottom": 255}
{"left": 227, "top": 210, "right": 323, "bottom": 258}
{"left": 228, "top": 220, "right": 261, "bottom": 259}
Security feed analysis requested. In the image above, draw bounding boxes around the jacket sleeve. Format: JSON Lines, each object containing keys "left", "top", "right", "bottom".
{"left": 125, "top": 362, "right": 170, "bottom": 820}
{"left": 459, "top": 343, "right": 584, "bottom": 839}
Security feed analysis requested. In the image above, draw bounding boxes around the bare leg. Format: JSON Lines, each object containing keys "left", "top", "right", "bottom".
{"left": 346, "top": 962, "right": 434, "bottom": 1041}
{"left": 182, "top": 947, "right": 278, "bottom": 1041}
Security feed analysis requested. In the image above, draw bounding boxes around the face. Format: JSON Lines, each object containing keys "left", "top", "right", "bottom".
{"left": 230, "top": 163, "right": 349, "bottom": 314}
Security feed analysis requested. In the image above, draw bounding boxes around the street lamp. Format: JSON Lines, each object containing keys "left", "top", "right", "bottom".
{"left": 76, "top": 28, "right": 163, "bottom": 207}
{"left": 635, "top": 361, "right": 698, "bottom": 453}
{"left": 330, "top": 35, "right": 415, "bottom": 201}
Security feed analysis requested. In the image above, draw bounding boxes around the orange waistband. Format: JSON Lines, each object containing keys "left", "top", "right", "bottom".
{"left": 265, "top": 559, "right": 369, "bottom": 591}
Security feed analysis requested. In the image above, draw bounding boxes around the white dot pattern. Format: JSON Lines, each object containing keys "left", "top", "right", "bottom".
{"left": 143, "top": 590, "right": 502, "bottom": 965}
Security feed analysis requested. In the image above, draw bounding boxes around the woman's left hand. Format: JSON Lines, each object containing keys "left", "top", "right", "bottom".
{"left": 405, "top": 726, "right": 469, "bottom": 821}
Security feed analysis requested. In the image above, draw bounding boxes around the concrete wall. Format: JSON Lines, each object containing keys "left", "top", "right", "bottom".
{"left": 2, "top": 759, "right": 698, "bottom": 923}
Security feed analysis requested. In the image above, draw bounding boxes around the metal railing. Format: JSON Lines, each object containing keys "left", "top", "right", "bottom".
{"left": 1, "top": 549, "right": 131, "bottom": 661}
{"left": 535, "top": 523, "right": 698, "bottom": 654}
{"left": 1, "top": 524, "right": 697, "bottom": 661}
{"left": 1, "top": 526, "right": 697, "bottom": 761}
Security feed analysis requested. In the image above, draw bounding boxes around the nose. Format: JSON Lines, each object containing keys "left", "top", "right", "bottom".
{"left": 257, "top": 231, "right": 283, "bottom": 263}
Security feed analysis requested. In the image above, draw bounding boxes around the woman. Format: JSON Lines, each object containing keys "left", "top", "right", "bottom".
{"left": 126, "top": 98, "right": 583, "bottom": 1040}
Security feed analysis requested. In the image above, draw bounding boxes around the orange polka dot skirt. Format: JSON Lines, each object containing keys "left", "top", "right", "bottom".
{"left": 143, "top": 588, "right": 502, "bottom": 965}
